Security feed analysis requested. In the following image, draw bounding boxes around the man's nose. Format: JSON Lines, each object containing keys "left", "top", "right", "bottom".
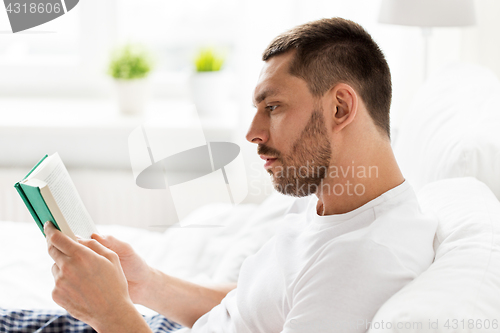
{"left": 246, "top": 112, "right": 269, "bottom": 144}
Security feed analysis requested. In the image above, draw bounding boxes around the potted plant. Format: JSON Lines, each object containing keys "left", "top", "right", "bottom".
{"left": 108, "top": 44, "right": 153, "bottom": 115}
{"left": 190, "top": 47, "right": 230, "bottom": 117}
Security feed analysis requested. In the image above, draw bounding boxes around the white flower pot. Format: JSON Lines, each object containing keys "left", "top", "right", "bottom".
{"left": 114, "top": 78, "right": 149, "bottom": 115}
{"left": 190, "top": 71, "right": 230, "bottom": 117}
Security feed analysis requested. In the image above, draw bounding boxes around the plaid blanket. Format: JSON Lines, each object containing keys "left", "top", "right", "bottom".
{"left": 0, "top": 309, "right": 183, "bottom": 333}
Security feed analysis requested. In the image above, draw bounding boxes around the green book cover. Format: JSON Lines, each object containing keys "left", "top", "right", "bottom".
{"left": 14, "top": 154, "right": 61, "bottom": 237}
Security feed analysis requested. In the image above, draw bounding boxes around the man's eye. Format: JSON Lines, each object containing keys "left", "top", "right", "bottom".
{"left": 266, "top": 105, "right": 278, "bottom": 112}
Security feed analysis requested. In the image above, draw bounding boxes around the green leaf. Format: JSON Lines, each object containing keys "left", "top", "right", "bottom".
{"left": 108, "top": 44, "right": 154, "bottom": 80}
{"left": 194, "top": 47, "right": 226, "bottom": 72}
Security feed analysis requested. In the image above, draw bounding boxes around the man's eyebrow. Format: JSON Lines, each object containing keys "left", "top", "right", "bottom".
{"left": 252, "top": 88, "right": 280, "bottom": 107}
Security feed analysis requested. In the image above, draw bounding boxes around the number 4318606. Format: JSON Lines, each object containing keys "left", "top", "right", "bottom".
{"left": 444, "top": 319, "right": 498, "bottom": 330}
{"left": 6, "top": 2, "right": 62, "bottom": 14}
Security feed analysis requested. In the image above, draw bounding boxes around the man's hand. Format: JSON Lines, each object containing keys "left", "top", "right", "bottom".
{"left": 45, "top": 221, "right": 152, "bottom": 333}
{"left": 90, "top": 233, "right": 154, "bottom": 304}
{"left": 46, "top": 222, "right": 236, "bottom": 329}
{"left": 90, "top": 231, "right": 237, "bottom": 328}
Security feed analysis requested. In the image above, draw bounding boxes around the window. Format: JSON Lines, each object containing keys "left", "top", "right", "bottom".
{"left": 0, "top": 0, "right": 245, "bottom": 98}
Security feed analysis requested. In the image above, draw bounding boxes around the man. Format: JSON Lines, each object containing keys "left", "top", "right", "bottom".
{"left": 2, "top": 17, "right": 437, "bottom": 332}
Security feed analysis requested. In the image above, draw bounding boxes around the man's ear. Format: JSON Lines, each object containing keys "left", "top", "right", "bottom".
{"left": 330, "top": 83, "right": 357, "bottom": 133}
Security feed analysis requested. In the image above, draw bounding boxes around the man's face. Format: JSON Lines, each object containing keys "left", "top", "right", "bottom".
{"left": 247, "top": 52, "right": 332, "bottom": 197}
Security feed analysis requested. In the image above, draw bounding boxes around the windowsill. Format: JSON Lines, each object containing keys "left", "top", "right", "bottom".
{"left": 0, "top": 55, "right": 80, "bottom": 67}
{"left": 0, "top": 97, "right": 239, "bottom": 169}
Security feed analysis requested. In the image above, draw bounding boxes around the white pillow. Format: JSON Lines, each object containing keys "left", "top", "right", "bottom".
{"left": 150, "top": 192, "right": 296, "bottom": 284}
{"left": 368, "top": 177, "right": 500, "bottom": 333}
{"left": 393, "top": 63, "right": 500, "bottom": 200}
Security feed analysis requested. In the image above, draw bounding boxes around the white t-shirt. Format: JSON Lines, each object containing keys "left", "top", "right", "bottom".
{"left": 191, "top": 180, "right": 438, "bottom": 332}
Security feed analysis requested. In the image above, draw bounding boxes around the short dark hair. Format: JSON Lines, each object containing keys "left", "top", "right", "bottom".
{"left": 262, "top": 17, "right": 392, "bottom": 139}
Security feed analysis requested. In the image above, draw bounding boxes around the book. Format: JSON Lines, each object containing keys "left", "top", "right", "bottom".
{"left": 14, "top": 153, "right": 98, "bottom": 240}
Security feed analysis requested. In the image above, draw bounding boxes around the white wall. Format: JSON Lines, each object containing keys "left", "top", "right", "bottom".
{"left": 461, "top": 0, "right": 500, "bottom": 80}
{"left": 2, "top": 0, "right": 500, "bottom": 209}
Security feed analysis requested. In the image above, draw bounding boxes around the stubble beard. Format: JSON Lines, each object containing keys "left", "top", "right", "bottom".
{"left": 258, "top": 108, "right": 332, "bottom": 197}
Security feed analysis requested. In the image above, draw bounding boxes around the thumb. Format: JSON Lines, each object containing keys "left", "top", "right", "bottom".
{"left": 91, "top": 233, "right": 112, "bottom": 248}
{"left": 92, "top": 234, "right": 133, "bottom": 257}
{"left": 77, "top": 238, "right": 118, "bottom": 262}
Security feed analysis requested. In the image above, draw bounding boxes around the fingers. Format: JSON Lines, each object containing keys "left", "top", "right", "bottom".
{"left": 77, "top": 238, "right": 119, "bottom": 263}
{"left": 44, "top": 222, "right": 120, "bottom": 264}
{"left": 51, "top": 262, "right": 60, "bottom": 277}
{"left": 92, "top": 234, "right": 133, "bottom": 256}
{"left": 44, "top": 221, "right": 79, "bottom": 257}
{"left": 91, "top": 233, "right": 111, "bottom": 248}
{"left": 48, "top": 241, "right": 68, "bottom": 264}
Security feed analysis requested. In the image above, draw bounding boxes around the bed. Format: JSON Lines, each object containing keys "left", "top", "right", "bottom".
{"left": 1, "top": 63, "right": 499, "bottom": 332}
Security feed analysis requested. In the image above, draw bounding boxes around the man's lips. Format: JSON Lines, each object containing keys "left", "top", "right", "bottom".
{"left": 259, "top": 155, "right": 278, "bottom": 169}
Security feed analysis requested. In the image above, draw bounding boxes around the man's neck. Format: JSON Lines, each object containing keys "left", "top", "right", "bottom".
{"left": 315, "top": 143, "right": 405, "bottom": 216}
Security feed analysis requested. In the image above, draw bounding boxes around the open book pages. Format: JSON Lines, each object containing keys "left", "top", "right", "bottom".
{"left": 22, "top": 153, "right": 98, "bottom": 239}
